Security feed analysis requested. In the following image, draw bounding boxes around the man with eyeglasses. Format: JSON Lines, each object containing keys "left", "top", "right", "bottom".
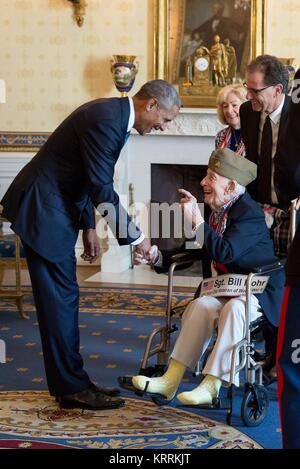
{"left": 240, "top": 54, "right": 291, "bottom": 211}
{"left": 239, "top": 55, "right": 292, "bottom": 385}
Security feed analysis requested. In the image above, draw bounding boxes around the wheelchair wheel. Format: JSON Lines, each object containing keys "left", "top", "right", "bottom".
{"left": 241, "top": 386, "right": 269, "bottom": 427}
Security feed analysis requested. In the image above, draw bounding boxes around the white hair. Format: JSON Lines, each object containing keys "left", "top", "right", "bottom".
{"left": 234, "top": 183, "right": 246, "bottom": 196}
{"left": 221, "top": 180, "right": 246, "bottom": 206}
{"left": 209, "top": 178, "right": 246, "bottom": 211}
{"left": 222, "top": 176, "right": 246, "bottom": 199}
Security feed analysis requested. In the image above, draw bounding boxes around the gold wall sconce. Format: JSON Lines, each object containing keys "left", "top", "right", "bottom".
{"left": 68, "top": 0, "right": 87, "bottom": 27}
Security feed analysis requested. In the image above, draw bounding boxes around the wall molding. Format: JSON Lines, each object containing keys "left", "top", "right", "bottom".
{"left": 0, "top": 132, "right": 50, "bottom": 152}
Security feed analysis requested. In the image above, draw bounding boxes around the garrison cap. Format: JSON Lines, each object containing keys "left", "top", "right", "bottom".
{"left": 208, "top": 148, "right": 257, "bottom": 186}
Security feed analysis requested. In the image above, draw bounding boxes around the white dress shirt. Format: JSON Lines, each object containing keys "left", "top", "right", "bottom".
{"left": 126, "top": 97, "right": 145, "bottom": 245}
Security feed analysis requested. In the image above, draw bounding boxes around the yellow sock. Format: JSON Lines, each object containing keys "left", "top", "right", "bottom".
{"left": 177, "top": 374, "right": 222, "bottom": 405}
{"left": 132, "top": 359, "right": 186, "bottom": 400}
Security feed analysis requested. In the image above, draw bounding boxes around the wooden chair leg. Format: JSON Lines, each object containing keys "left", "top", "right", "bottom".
{"left": 16, "top": 297, "right": 29, "bottom": 320}
{"left": 0, "top": 217, "right": 28, "bottom": 319}
{"left": 15, "top": 236, "right": 28, "bottom": 319}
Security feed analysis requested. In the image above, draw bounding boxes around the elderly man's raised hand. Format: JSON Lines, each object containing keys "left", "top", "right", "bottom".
{"left": 178, "top": 188, "right": 204, "bottom": 229}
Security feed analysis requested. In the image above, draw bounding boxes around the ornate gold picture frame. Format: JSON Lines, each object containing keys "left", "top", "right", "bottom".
{"left": 154, "top": 0, "right": 265, "bottom": 107}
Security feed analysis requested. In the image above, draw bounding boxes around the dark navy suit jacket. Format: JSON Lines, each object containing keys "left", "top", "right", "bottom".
{"left": 157, "top": 193, "right": 285, "bottom": 327}
{"left": 275, "top": 69, "right": 300, "bottom": 285}
{"left": 1, "top": 97, "right": 141, "bottom": 262}
{"left": 240, "top": 96, "right": 291, "bottom": 209}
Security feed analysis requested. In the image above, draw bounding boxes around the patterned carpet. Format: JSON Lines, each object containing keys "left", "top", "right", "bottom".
{"left": 0, "top": 391, "right": 261, "bottom": 449}
{"left": 0, "top": 285, "right": 278, "bottom": 449}
{"left": 0, "top": 285, "right": 194, "bottom": 316}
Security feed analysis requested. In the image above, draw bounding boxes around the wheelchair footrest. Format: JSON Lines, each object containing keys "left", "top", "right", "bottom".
{"left": 117, "top": 376, "right": 140, "bottom": 394}
{"left": 117, "top": 375, "right": 171, "bottom": 402}
{"left": 214, "top": 397, "right": 232, "bottom": 409}
{"left": 178, "top": 397, "right": 232, "bottom": 410}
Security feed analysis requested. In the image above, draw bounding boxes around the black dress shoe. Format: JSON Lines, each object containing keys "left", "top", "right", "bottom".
{"left": 58, "top": 388, "right": 125, "bottom": 410}
{"left": 89, "top": 382, "right": 121, "bottom": 396}
{"left": 55, "top": 384, "right": 121, "bottom": 402}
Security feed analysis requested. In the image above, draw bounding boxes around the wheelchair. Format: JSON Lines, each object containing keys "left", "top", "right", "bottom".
{"left": 118, "top": 203, "right": 297, "bottom": 427}
{"left": 119, "top": 254, "right": 284, "bottom": 427}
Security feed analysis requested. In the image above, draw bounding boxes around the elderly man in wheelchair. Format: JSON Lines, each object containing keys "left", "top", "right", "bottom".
{"left": 132, "top": 148, "right": 285, "bottom": 408}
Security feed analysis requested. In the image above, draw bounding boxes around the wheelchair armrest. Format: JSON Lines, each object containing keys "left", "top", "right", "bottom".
{"left": 252, "top": 260, "right": 285, "bottom": 274}
{"left": 170, "top": 252, "right": 195, "bottom": 267}
{"left": 166, "top": 253, "right": 196, "bottom": 299}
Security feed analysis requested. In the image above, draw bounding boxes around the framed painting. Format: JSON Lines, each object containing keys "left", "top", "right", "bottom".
{"left": 154, "top": 0, "right": 265, "bottom": 107}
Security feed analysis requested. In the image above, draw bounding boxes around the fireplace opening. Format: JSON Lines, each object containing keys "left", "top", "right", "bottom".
{"left": 150, "top": 163, "right": 208, "bottom": 277}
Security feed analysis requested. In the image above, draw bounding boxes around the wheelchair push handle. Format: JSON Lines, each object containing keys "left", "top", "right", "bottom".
{"left": 170, "top": 252, "right": 195, "bottom": 267}
{"left": 289, "top": 199, "right": 299, "bottom": 241}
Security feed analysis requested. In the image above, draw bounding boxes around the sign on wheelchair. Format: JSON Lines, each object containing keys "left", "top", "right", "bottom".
{"left": 200, "top": 273, "right": 269, "bottom": 297}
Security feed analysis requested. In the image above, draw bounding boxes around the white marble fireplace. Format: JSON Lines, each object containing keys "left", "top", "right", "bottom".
{"left": 95, "top": 107, "right": 223, "bottom": 275}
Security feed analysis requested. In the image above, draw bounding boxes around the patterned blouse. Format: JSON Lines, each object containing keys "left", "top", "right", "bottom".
{"left": 215, "top": 126, "right": 246, "bottom": 157}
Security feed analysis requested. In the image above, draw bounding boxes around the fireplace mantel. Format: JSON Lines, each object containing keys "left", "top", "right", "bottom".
{"left": 131, "top": 107, "right": 224, "bottom": 137}
{"left": 158, "top": 107, "right": 223, "bottom": 137}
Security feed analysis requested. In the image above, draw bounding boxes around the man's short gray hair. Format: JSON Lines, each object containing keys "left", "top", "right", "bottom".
{"left": 135, "top": 79, "right": 181, "bottom": 110}
{"left": 246, "top": 55, "right": 289, "bottom": 94}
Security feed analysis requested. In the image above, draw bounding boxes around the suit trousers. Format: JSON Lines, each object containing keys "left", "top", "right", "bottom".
{"left": 277, "top": 286, "right": 300, "bottom": 449}
{"left": 171, "top": 294, "right": 261, "bottom": 386}
{"left": 23, "top": 242, "right": 91, "bottom": 396}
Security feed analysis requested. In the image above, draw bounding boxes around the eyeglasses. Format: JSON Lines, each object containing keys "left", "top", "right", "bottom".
{"left": 243, "top": 83, "right": 274, "bottom": 94}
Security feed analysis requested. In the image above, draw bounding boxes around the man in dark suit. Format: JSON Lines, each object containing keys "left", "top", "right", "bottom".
{"left": 276, "top": 68, "right": 300, "bottom": 449}
{"left": 0, "top": 79, "right": 180, "bottom": 410}
{"left": 240, "top": 54, "right": 291, "bottom": 209}
{"left": 274, "top": 68, "right": 300, "bottom": 207}
{"left": 132, "top": 149, "right": 284, "bottom": 403}
{"left": 240, "top": 55, "right": 291, "bottom": 376}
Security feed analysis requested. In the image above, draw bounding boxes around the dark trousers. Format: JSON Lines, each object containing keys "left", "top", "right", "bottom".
{"left": 23, "top": 242, "right": 91, "bottom": 396}
{"left": 277, "top": 286, "right": 300, "bottom": 449}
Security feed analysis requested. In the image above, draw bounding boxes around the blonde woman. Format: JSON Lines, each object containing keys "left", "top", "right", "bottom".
{"left": 215, "top": 84, "right": 247, "bottom": 156}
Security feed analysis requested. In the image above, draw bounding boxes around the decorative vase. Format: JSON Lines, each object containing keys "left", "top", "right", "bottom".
{"left": 110, "top": 55, "right": 139, "bottom": 97}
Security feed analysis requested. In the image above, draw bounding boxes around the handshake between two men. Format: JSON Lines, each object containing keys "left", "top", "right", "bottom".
{"left": 134, "top": 188, "right": 204, "bottom": 265}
